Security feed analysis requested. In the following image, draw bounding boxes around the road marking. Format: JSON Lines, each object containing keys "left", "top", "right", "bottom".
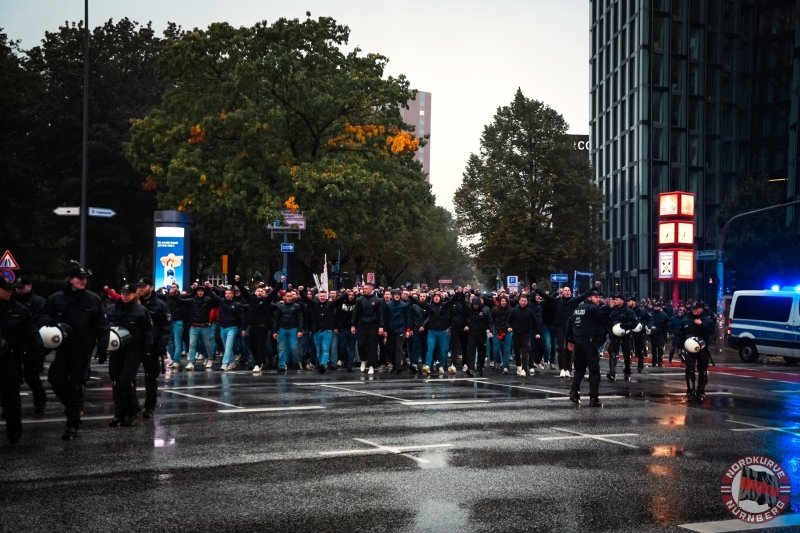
{"left": 728, "top": 419, "right": 800, "bottom": 437}
{"left": 539, "top": 427, "right": 639, "bottom": 448}
{"left": 294, "top": 381, "right": 366, "bottom": 386}
{"left": 772, "top": 390, "right": 800, "bottom": 393}
{"left": 465, "top": 379, "right": 568, "bottom": 395}
{"left": 310, "top": 384, "right": 407, "bottom": 401}
{"left": 668, "top": 392, "right": 733, "bottom": 396}
{"left": 547, "top": 395, "right": 625, "bottom": 401}
{"left": 320, "top": 438, "right": 453, "bottom": 464}
{"left": 400, "top": 400, "right": 490, "bottom": 406}
{"left": 217, "top": 406, "right": 324, "bottom": 413}
{"left": 21, "top": 416, "right": 110, "bottom": 424}
{"left": 162, "top": 390, "right": 242, "bottom": 408}
{"left": 678, "top": 514, "right": 800, "bottom": 532}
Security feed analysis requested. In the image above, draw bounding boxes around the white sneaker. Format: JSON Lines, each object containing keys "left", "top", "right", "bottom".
{"left": 462, "top": 364, "right": 468, "bottom": 372}
{"left": 550, "top": 363, "right": 556, "bottom": 370}
{"left": 205, "top": 359, "right": 213, "bottom": 368}
{"left": 529, "top": 367, "right": 535, "bottom": 376}
{"left": 559, "top": 370, "right": 566, "bottom": 378}
{"left": 439, "top": 366, "right": 445, "bottom": 375}
{"left": 422, "top": 365, "right": 431, "bottom": 376}
{"left": 360, "top": 362, "right": 366, "bottom": 373}
{"left": 185, "top": 363, "right": 195, "bottom": 371}
{"left": 222, "top": 364, "right": 232, "bottom": 371}
{"left": 449, "top": 365, "right": 457, "bottom": 375}
{"left": 517, "top": 367, "right": 527, "bottom": 377}
{"left": 368, "top": 366, "right": 374, "bottom": 375}
{"left": 565, "top": 370, "right": 571, "bottom": 378}
{"left": 538, "top": 363, "right": 545, "bottom": 370}
{"left": 171, "top": 362, "right": 180, "bottom": 369}
{"left": 337, "top": 360, "right": 343, "bottom": 367}
{"left": 252, "top": 365, "right": 261, "bottom": 373}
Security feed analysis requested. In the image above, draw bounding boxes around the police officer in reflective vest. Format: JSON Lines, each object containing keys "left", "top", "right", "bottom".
{"left": 136, "top": 277, "right": 171, "bottom": 418}
{"left": 106, "top": 283, "right": 153, "bottom": 427}
{"left": 566, "top": 290, "right": 611, "bottom": 407}
{"left": 41, "top": 266, "right": 110, "bottom": 440}
{"left": 682, "top": 302, "right": 715, "bottom": 400}
{"left": 0, "top": 277, "right": 44, "bottom": 444}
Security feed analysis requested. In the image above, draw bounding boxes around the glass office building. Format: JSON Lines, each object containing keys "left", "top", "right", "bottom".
{"left": 590, "top": 0, "right": 799, "bottom": 299}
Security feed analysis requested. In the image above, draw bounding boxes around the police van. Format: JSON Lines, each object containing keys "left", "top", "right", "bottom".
{"left": 727, "top": 289, "right": 800, "bottom": 365}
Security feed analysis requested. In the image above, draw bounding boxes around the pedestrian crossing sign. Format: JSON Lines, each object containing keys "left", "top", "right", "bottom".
{"left": 0, "top": 250, "right": 19, "bottom": 270}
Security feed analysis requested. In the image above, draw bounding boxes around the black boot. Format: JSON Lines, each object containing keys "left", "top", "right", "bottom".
{"left": 61, "top": 425, "right": 78, "bottom": 440}
{"left": 606, "top": 373, "right": 616, "bottom": 382}
{"left": 589, "top": 397, "right": 603, "bottom": 407}
{"left": 569, "top": 390, "right": 581, "bottom": 404}
{"left": 8, "top": 426, "right": 22, "bottom": 445}
{"left": 696, "top": 371, "right": 708, "bottom": 401}
{"left": 124, "top": 380, "right": 139, "bottom": 426}
{"left": 143, "top": 373, "right": 158, "bottom": 416}
{"left": 686, "top": 377, "right": 695, "bottom": 400}
{"left": 109, "top": 382, "right": 123, "bottom": 427}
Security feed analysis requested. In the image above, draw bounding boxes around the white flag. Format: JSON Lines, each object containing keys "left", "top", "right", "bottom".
{"left": 321, "top": 254, "right": 329, "bottom": 290}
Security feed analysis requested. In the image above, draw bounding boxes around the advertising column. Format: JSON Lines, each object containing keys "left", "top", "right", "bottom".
{"left": 153, "top": 211, "right": 193, "bottom": 291}
{"left": 656, "top": 193, "right": 695, "bottom": 305}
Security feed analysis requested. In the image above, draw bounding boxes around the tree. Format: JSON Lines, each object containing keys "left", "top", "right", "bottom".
{"left": 717, "top": 176, "right": 800, "bottom": 290}
{"left": 453, "top": 89, "right": 608, "bottom": 285}
{"left": 127, "top": 15, "right": 435, "bottom": 284}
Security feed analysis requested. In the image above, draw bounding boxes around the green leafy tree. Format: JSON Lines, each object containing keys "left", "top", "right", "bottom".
{"left": 454, "top": 89, "right": 608, "bottom": 285}
{"left": 717, "top": 176, "right": 800, "bottom": 290}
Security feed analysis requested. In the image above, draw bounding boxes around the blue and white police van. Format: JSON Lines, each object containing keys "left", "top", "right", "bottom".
{"left": 727, "top": 288, "right": 800, "bottom": 365}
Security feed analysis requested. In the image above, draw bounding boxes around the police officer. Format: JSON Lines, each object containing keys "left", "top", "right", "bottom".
{"left": 0, "top": 277, "right": 44, "bottom": 444}
{"left": 606, "top": 294, "right": 638, "bottom": 382}
{"left": 13, "top": 276, "right": 48, "bottom": 412}
{"left": 566, "top": 290, "right": 611, "bottom": 407}
{"left": 682, "top": 302, "right": 715, "bottom": 400}
{"left": 136, "top": 278, "right": 171, "bottom": 418}
{"left": 627, "top": 297, "right": 652, "bottom": 373}
{"left": 649, "top": 304, "right": 670, "bottom": 367}
{"left": 106, "top": 283, "right": 153, "bottom": 426}
{"left": 41, "top": 266, "right": 110, "bottom": 440}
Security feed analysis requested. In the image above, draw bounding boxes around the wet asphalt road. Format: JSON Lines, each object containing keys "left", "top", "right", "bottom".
{"left": 2, "top": 354, "right": 800, "bottom": 533}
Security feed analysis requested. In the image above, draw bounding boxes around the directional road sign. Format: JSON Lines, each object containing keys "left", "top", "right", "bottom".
{"left": 88, "top": 207, "right": 116, "bottom": 218}
{"left": 280, "top": 243, "right": 295, "bottom": 253}
{"left": 696, "top": 250, "right": 718, "bottom": 261}
{"left": 550, "top": 274, "right": 569, "bottom": 283}
{"left": 53, "top": 207, "right": 80, "bottom": 216}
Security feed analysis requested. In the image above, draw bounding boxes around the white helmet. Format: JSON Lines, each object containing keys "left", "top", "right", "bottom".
{"left": 108, "top": 327, "right": 132, "bottom": 351}
{"left": 633, "top": 322, "right": 643, "bottom": 333}
{"left": 612, "top": 324, "right": 628, "bottom": 337}
{"left": 684, "top": 337, "right": 706, "bottom": 353}
{"left": 39, "top": 326, "right": 64, "bottom": 349}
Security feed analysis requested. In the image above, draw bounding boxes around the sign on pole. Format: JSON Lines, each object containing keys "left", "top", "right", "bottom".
{"left": 506, "top": 276, "right": 518, "bottom": 291}
{"left": 0, "top": 270, "right": 14, "bottom": 283}
{"left": 280, "top": 243, "right": 295, "bottom": 253}
{"left": 88, "top": 207, "right": 116, "bottom": 218}
{"left": 221, "top": 254, "right": 228, "bottom": 275}
{"left": 366, "top": 273, "right": 376, "bottom": 285}
{"left": 0, "top": 250, "right": 20, "bottom": 270}
{"left": 550, "top": 274, "right": 568, "bottom": 283}
{"left": 53, "top": 207, "right": 80, "bottom": 216}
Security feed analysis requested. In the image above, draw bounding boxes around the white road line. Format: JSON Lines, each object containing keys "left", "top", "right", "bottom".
{"left": 668, "top": 392, "right": 732, "bottom": 396}
{"left": 21, "top": 416, "right": 110, "bottom": 424}
{"left": 772, "top": 390, "right": 800, "bottom": 393}
{"left": 162, "top": 390, "right": 242, "bottom": 408}
{"left": 309, "top": 384, "right": 407, "bottom": 401}
{"left": 728, "top": 419, "right": 800, "bottom": 437}
{"left": 319, "top": 438, "right": 451, "bottom": 463}
{"left": 679, "top": 514, "right": 800, "bottom": 532}
{"left": 294, "top": 381, "right": 366, "bottom": 386}
{"left": 547, "top": 395, "right": 625, "bottom": 401}
{"left": 465, "top": 379, "right": 568, "bottom": 395}
{"left": 400, "top": 400, "right": 490, "bottom": 406}
{"left": 539, "top": 427, "right": 639, "bottom": 448}
{"left": 217, "top": 406, "right": 324, "bottom": 413}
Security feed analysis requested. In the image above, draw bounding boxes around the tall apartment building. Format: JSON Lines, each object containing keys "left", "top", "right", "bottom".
{"left": 590, "top": 0, "right": 800, "bottom": 299}
{"left": 400, "top": 91, "right": 431, "bottom": 182}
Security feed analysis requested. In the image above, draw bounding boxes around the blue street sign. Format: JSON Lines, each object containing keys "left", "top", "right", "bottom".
{"left": 280, "top": 243, "right": 295, "bottom": 253}
{"left": 507, "top": 276, "right": 518, "bottom": 287}
{"left": 550, "top": 274, "right": 569, "bottom": 283}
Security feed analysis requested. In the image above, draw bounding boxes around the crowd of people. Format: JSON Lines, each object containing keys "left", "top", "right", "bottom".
{"left": 0, "top": 266, "right": 717, "bottom": 444}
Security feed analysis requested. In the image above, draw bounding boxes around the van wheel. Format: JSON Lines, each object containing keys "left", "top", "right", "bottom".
{"left": 784, "top": 357, "right": 799, "bottom": 366}
{"left": 738, "top": 340, "right": 759, "bottom": 363}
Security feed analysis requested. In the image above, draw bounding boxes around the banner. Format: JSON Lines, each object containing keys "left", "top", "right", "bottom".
{"left": 154, "top": 227, "right": 185, "bottom": 290}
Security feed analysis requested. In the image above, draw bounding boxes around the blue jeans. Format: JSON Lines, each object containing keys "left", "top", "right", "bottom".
{"left": 330, "top": 331, "right": 339, "bottom": 366}
{"left": 426, "top": 329, "right": 449, "bottom": 367}
{"left": 220, "top": 326, "right": 238, "bottom": 366}
{"left": 188, "top": 326, "right": 213, "bottom": 364}
{"left": 313, "top": 330, "right": 334, "bottom": 366}
{"left": 337, "top": 329, "right": 357, "bottom": 368}
{"left": 542, "top": 325, "right": 556, "bottom": 364}
{"left": 210, "top": 323, "right": 218, "bottom": 357}
{"left": 169, "top": 320, "right": 184, "bottom": 363}
{"left": 237, "top": 326, "right": 253, "bottom": 365}
{"left": 277, "top": 328, "right": 299, "bottom": 369}
{"left": 493, "top": 332, "right": 513, "bottom": 368}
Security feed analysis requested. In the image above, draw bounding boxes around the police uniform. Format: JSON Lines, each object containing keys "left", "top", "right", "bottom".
{"left": 106, "top": 283, "right": 154, "bottom": 426}
{"left": 607, "top": 296, "right": 638, "bottom": 381}
{"left": 566, "top": 291, "right": 610, "bottom": 406}
{"left": 0, "top": 277, "right": 44, "bottom": 444}
{"left": 137, "top": 278, "right": 171, "bottom": 418}
{"left": 628, "top": 299, "right": 652, "bottom": 372}
{"left": 13, "top": 277, "right": 48, "bottom": 412}
{"left": 682, "top": 305, "right": 715, "bottom": 400}
{"left": 41, "top": 266, "right": 110, "bottom": 440}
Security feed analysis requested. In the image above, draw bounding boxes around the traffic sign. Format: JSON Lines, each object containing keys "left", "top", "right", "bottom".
{"left": 696, "top": 250, "right": 718, "bottom": 261}
{"left": 0, "top": 270, "right": 15, "bottom": 283}
{"left": 366, "top": 273, "right": 376, "bottom": 284}
{"left": 550, "top": 274, "right": 568, "bottom": 283}
{"left": 0, "top": 250, "right": 19, "bottom": 270}
{"left": 507, "top": 276, "right": 518, "bottom": 287}
{"left": 280, "top": 243, "right": 295, "bottom": 253}
{"left": 53, "top": 207, "right": 80, "bottom": 216}
{"left": 88, "top": 207, "right": 116, "bottom": 218}
{"left": 438, "top": 279, "right": 453, "bottom": 284}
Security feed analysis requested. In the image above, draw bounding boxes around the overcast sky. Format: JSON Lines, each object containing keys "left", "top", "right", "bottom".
{"left": 2, "top": 0, "right": 590, "bottom": 212}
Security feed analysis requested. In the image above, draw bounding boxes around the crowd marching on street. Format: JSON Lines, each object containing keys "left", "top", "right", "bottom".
{"left": 0, "top": 266, "right": 717, "bottom": 444}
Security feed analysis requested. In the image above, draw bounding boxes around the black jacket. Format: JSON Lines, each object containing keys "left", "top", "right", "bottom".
{"left": 629, "top": 305, "right": 653, "bottom": 330}
{"left": 382, "top": 299, "right": 411, "bottom": 334}
{"left": 650, "top": 311, "right": 670, "bottom": 336}
{"left": 535, "top": 288, "right": 593, "bottom": 328}
{"left": 209, "top": 292, "right": 245, "bottom": 329}
{"left": 139, "top": 293, "right": 172, "bottom": 355}
{"left": 682, "top": 311, "right": 715, "bottom": 343}
{"left": 508, "top": 304, "right": 541, "bottom": 336}
{"left": 336, "top": 295, "right": 358, "bottom": 330}
{"left": 301, "top": 292, "right": 346, "bottom": 332}
{"left": 107, "top": 299, "right": 154, "bottom": 356}
{"left": 161, "top": 293, "right": 189, "bottom": 322}
{"left": 13, "top": 291, "right": 47, "bottom": 326}
{"left": 352, "top": 293, "right": 384, "bottom": 327}
{"left": 410, "top": 301, "right": 429, "bottom": 330}
{"left": 239, "top": 286, "right": 281, "bottom": 327}
{"left": 0, "top": 299, "right": 43, "bottom": 359}
{"left": 463, "top": 298, "right": 493, "bottom": 336}
{"left": 42, "top": 287, "right": 110, "bottom": 355}
{"left": 180, "top": 292, "right": 218, "bottom": 324}
{"left": 273, "top": 301, "right": 305, "bottom": 331}
{"left": 567, "top": 302, "right": 612, "bottom": 340}
{"left": 609, "top": 306, "right": 639, "bottom": 333}
{"left": 491, "top": 303, "right": 512, "bottom": 333}
{"left": 409, "top": 293, "right": 461, "bottom": 331}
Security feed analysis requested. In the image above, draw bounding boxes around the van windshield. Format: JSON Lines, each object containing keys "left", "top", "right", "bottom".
{"left": 733, "top": 295, "right": 794, "bottom": 323}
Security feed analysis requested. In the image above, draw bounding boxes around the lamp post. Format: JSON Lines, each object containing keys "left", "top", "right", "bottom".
{"left": 80, "top": 0, "right": 89, "bottom": 266}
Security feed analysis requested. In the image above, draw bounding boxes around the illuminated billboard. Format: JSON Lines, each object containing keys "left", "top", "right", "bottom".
{"left": 154, "top": 226, "right": 185, "bottom": 290}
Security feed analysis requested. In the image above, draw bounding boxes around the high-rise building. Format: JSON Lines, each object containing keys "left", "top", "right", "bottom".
{"left": 590, "top": 0, "right": 799, "bottom": 299}
{"left": 400, "top": 91, "right": 431, "bottom": 182}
